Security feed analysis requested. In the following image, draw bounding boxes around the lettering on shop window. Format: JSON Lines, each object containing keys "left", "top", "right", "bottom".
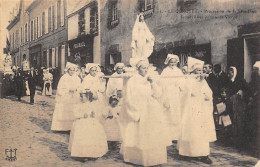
{"left": 74, "top": 42, "right": 86, "bottom": 49}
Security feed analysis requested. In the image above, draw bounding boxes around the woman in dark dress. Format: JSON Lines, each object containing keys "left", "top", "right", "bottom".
{"left": 14, "top": 69, "right": 25, "bottom": 101}
{"left": 225, "top": 66, "right": 249, "bottom": 147}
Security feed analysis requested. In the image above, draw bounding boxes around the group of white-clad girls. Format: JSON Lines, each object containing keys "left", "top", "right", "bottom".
{"left": 51, "top": 54, "right": 216, "bottom": 166}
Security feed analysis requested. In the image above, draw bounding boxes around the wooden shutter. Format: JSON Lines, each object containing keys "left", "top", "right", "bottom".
{"left": 60, "top": 0, "right": 64, "bottom": 26}
{"left": 61, "top": 45, "right": 65, "bottom": 74}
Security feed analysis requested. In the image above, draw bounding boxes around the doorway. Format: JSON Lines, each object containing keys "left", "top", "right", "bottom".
{"left": 244, "top": 36, "right": 260, "bottom": 83}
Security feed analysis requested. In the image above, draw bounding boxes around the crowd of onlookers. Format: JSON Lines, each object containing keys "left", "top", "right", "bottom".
{"left": 201, "top": 63, "right": 259, "bottom": 155}
{"left": 0, "top": 66, "right": 60, "bottom": 102}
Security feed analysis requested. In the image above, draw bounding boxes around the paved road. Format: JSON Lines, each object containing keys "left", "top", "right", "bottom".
{"left": 0, "top": 92, "right": 259, "bottom": 167}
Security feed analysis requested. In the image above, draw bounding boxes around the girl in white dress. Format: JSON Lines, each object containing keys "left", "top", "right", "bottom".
{"left": 69, "top": 92, "right": 108, "bottom": 159}
{"left": 81, "top": 63, "right": 106, "bottom": 120}
{"left": 102, "top": 97, "right": 122, "bottom": 141}
{"left": 42, "top": 68, "right": 53, "bottom": 96}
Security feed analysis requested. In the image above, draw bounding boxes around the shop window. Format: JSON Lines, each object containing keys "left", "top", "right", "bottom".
{"left": 49, "top": 49, "right": 52, "bottom": 68}
{"left": 78, "top": 10, "right": 85, "bottom": 36}
{"left": 177, "top": 0, "right": 200, "bottom": 12}
{"left": 139, "top": 0, "right": 154, "bottom": 19}
{"left": 107, "top": 0, "right": 119, "bottom": 29}
{"left": 90, "top": 6, "right": 98, "bottom": 34}
{"left": 43, "top": 51, "right": 47, "bottom": 67}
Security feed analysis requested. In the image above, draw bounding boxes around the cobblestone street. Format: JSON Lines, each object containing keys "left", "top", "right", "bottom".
{"left": 0, "top": 92, "right": 259, "bottom": 167}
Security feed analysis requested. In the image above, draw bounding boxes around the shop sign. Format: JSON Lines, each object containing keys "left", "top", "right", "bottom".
{"left": 74, "top": 42, "right": 86, "bottom": 49}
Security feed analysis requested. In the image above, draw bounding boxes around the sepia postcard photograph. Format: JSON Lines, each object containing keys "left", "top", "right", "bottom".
{"left": 0, "top": 0, "right": 260, "bottom": 166}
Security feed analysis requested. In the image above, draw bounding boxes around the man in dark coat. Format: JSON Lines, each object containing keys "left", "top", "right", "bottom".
{"left": 213, "top": 64, "right": 229, "bottom": 98}
{"left": 204, "top": 63, "right": 217, "bottom": 93}
{"left": 27, "top": 67, "right": 38, "bottom": 104}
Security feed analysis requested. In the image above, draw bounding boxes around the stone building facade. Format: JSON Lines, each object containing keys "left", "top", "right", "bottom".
{"left": 99, "top": 0, "right": 260, "bottom": 81}
{"left": 7, "top": 0, "right": 68, "bottom": 75}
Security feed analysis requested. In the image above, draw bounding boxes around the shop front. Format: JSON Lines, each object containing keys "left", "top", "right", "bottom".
{"left": 68, "top": 34, "right": 94, "bottom": 66}
{"left": 29, "top": 44, "right": 42, "bottom": 70}
{"left": 149, "top": 39, "right": 211, "bottom": 70}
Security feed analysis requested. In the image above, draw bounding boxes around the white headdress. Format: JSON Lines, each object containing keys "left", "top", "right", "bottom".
{"left": 136, "top": 59, "right": 149, "bottom": 69}
{"left": 188, "top": 57, "right": 204, "bottom": 72}
{"left": 164, "top": 54, "right": 179, "bottom": 65}
{"left": 229, "top": 66, "right": 237, "bottom": 82}
{"left": 65, "top": 62, "right": 77, "bottom": 71}
{"left": 253, "top": 61, "right": 260, "bottom": 69}
{"left": 85, "top": 63, "right": 99, "bottom": 73}
{"left": 114, "top": 63, "right": 125, "bottom": 70}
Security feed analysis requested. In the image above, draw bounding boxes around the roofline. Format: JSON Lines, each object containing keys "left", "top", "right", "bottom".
{"left": 67, "top": 0, "right": 97, "bottom": 18}
{"left": 26, "top": 0, "right": 41, "bottom": 13}
{"left": 6, "top": 0, "right": 23, "bottom": 30}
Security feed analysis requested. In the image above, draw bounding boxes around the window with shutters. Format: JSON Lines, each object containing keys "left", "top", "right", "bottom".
{"left": 25, "top": 23, "right": 27, "bottom": 42}
{"left": 42, "top": 12, "right": 45, "bottom": 35}
{"left": 36, "top": 17, "right": 38, "bottom": 39}
{"left": 16, "top": 30, "right": 19, "bottom": 48}
{"left": 78, "top": 10, "right": 85, "bottom": 36}
{"left": 90, "top": 6, "right": 98, "bottom": 34}
{"left": 13, "top": 32, "right": 14, "bottom": 49}
{"left": 60, "top": 0, "right": 65, "bottom": 26}
{"left": 139, "top": 0, "right": 154, "bottom": 19}
{"left": 31, "top": 20, "right": 34, "bottom": 41}
{"left": 48, "top": 7, "right": 51, "bottom": 32}
{"left": 20, "top": 27, "right": 23, "bottom": 45}
{"left": 177, "top": 0, "right": 200, "bottom": 12}
{"left": 107, "top": 0, "right": 119, "bottom": 29}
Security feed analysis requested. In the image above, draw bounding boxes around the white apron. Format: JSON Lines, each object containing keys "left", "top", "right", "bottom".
{"left": 51, "top": 74, "right": 81, "bottom": 131}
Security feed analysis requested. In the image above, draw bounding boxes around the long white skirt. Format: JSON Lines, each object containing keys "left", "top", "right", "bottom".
{"left": 179, "top": 97, "right": 215, "bottom": 157}
{"left": 123, "top": 98, "right": 171, "bottom": 166}
{"left": 51, "top": 102, "right": 75, "bottom": 131}
{"left": 101, "top": 118, "right": 122, "bottom": 141}
{"left": 69, "top": 118, "right": 108, "bottom": 157}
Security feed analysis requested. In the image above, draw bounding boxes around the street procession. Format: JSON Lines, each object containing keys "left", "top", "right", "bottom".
{"left": 1, "top": 0, "right": 260, "bottom": 166}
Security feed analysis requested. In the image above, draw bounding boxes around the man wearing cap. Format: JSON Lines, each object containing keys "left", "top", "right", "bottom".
{"left": 51, "top": 62, "right": 81, "bottom": 131}
{"left": 178, "top": 57, "right": 216, "bottom": 165}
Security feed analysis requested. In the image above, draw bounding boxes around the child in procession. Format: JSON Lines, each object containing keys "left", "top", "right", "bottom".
{"left": 69, "top": 91, "right": 108, "bottom": 161}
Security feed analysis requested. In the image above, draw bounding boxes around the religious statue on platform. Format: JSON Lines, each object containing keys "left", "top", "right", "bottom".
{"left": 130, "top": 13, "right": 155, "bottom": 67}
{"left": 3, "top": 55, "right": 13, "bottom": 75}
{"left": 22, "top": 54, "right": 30, "bottom": 71}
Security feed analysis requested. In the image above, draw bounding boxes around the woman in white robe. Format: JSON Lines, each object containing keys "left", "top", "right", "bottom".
{"left": 81, "top": 63, "right": 106, "bottom": 121}
{"left": 178, "top": 60, "right": 216, "bottom": 165}
{"left": 42, "top": 68, "right": 53, "bottom": 96}
{"left": 106, "top": 63, "right": 125, "bottom": 99}
{"left": 160, "top": 54, "right": 186, "bottom": 141}
{"left": 122, "top": 60, "right": 171, "bottom": 167}
{"left": 51, "top": 62, "right": 81, "bottom": 131}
